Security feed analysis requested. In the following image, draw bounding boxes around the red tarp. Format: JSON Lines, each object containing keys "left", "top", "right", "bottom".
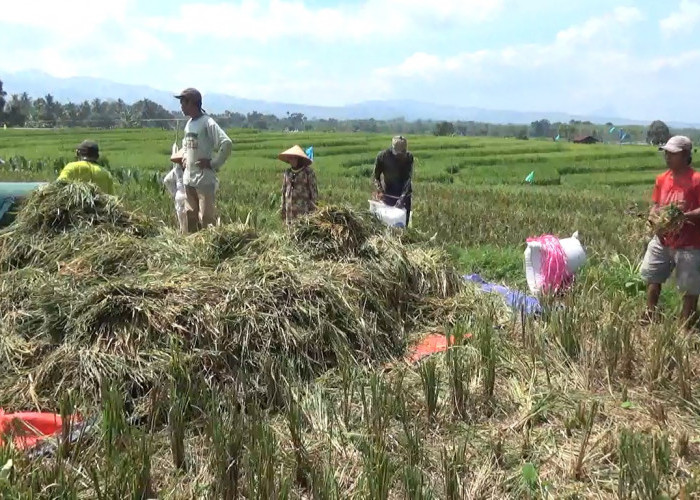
{"left": 0, "top": 409, "right": 81, "bottom": 450}
{"left": 405, "top": 333, "right": 472, "bottom": 364}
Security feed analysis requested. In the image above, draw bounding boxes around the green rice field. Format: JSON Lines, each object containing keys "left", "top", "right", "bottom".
{"left": 1, "top": 127, "right": 699, "bottom": 499}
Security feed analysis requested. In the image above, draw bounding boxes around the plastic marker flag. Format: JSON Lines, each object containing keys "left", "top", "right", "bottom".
{"left": 305, "top": 146, "right": 314, "bottom": 161}
{"left": 525, "top": 171, "right": 535, "bottom": 184}
{"left": 555, "top": 134, "right": 560, "bottom": 141}
{"left": 609, "top": 126, "right": 616, "bottom": 133}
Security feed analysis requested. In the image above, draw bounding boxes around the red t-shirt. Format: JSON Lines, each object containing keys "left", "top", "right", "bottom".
{"left": 652, "top": 167, "right": 700, "bottom": 248}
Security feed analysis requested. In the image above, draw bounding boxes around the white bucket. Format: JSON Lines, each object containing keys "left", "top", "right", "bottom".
{"left": 559, "top": 231, "right": 586, "bottom": 274}
{"left": 369, "top": 200, "right": 407, "bottom": 228}
{"left": 524, "top": 231, "right": 586, "bottom": 294}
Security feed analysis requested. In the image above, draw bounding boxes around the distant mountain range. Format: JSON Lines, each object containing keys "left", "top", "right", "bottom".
{"left": 3, "top": 69, "right": 698, "bottom": 128}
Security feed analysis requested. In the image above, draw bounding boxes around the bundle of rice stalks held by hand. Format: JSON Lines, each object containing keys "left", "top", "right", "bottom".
{"left": 649, "top": 203, "right": 686, "bottom": 237}
{"left": 9, "top": 180, "right": 157, "bottom": 237}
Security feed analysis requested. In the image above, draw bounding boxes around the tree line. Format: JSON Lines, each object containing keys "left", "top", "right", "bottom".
{"left": 0, "top": 79, "right": 694, "bottom": 144}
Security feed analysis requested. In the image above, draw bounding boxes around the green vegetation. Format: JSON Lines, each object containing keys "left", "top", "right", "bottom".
{"left": 1, "top": 128, "right": 698, "bottom": 499}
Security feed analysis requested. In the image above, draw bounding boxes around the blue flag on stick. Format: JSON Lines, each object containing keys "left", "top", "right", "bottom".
{"left": 305, "top": 146, "right": 314, "bottom": 160}
{"left": 609, "top": 126, "right": 616, "bottom": 133}
{"left": 525, "top": 171, "right": 535, "bottom": 184}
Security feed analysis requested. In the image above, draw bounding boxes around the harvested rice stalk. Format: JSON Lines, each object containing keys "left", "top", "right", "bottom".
{"left": 188, "top": 223, "right": 262, "bottom": 264}
{"left": 0, "top": 267, "right": 50, "bottom": 312}
{"left": 57, "top": 231, "right": 181, "bottom": 277}
{"left": 291, "top": 205, "right": 383, "bottom": 259}
{"left": 11, "top": 180, "right": 158, "bottom": 236}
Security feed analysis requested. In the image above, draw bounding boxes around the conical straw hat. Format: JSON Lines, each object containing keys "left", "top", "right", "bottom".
{"left": 278, "top": 145, "right": 312, "bottom": 166}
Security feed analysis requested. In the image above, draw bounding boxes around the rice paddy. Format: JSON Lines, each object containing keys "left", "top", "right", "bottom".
{"left": 1, "top": 128, "right": 699, "bottom": 499}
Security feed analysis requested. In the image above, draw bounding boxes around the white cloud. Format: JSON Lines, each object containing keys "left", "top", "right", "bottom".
{"left": 105, "top": 29, "right": 174, "bottom": 65}
{"left": 370, "top": 6, "right": 700, "bottom": 120}
{"left": 376, "top": 7, "right": 644, "bottom": 79}
{"left": 1, "top": 0, "right": 173, "bottom": 77}
{"left": 147, "top": 0, "right": 505, "bottom": 42}
{"left": 376, "top": 51, "right": 492, "bottom": 81}
{"left": 555, "top": 6, "right": 643, "bottom": 45}
{"left": 3, "top": 47, "right": 77, "bottom": 79}
{"left": 660, "top": 0, "right": 700, "bottom": 36}
{"left": 648, "top": 50, "right": 700, "bottom": 71}
{"left": 2, "top": 32, "right": 174, "bottom": 79}
{"left": 4, "top": 2, "right": 700, "bottom": 121}
{"left": 221, "top": 74, "right": 394, "bottom": 106}
{"left": 4, "top": 0, "right": 133, "bottom": 31}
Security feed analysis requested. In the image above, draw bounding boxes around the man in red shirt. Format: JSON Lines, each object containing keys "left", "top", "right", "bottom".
{"left": 641, "top": 135, "right": 700, "bottom": 327}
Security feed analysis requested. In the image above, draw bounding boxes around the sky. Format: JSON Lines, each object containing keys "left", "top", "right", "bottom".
{"left": 2, "top": 0, "right": 700, "bottom": 122}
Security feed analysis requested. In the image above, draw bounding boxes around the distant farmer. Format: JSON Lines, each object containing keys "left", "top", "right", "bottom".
{"left": 57, "top": 140, "right": 115, "bottom": 194}
{"left": 279, "top": 145, "right": 317, "bottom": 224}
{"left": 641, "top": 135, "right": 700, "bottom": 328}
{"left": 174, "top": 87, "right": 232, "bottom": 233}
{"left": 373, "top": 135, "right": 414, "bottom": 225}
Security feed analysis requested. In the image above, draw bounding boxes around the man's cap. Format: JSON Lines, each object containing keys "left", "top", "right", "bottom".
{"left": 659, "top": 135, "right": 693, "bottom": 153}
{"left": 392, "top": 135, "right": 408, "bottom": 153}
{"left": 76, "top": 140, "right": 99, "bottom": 157}
{"left": 174, "top": 87, "right": 202, "bottom": 103}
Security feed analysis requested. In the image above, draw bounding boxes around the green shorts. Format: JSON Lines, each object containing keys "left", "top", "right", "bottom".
{"left": 640, "top": 236, "right": 700, "bottom": 295}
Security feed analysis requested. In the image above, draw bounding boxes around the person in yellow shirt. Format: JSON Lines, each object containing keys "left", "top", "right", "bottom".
{"left": 57, "top": 140, "right": 115, "bottom": 195}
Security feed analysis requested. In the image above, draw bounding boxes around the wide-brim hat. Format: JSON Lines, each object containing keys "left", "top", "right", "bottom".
{"left": 278, "top": 145, "right": 312, "bottom": 166}
{"left": 170, "top": 147, "right": 184, "bottom": 164}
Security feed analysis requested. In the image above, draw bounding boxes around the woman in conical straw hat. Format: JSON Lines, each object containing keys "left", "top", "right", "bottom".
{"left": 279, "top": 145, "right": 318, "bottom": 225}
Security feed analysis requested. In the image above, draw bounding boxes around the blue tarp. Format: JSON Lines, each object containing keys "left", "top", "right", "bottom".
{"left": 0, "top": 197, "right": 15, "bottom": 222}
{"left": 463, "top": 274, "right": 542, "bottom": 316}
{"left": 0, "top": 182, "right": 47, "bottom": 226}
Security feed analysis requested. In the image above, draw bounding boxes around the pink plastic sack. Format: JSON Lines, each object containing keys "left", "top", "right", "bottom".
{"left": 525, "top": 234, "right": 573, "bottom": 294}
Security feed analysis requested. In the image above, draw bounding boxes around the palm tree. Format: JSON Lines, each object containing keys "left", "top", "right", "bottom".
{"left": 91, "top": 98, "right": 103, "bottom": 115}
{"left": 42, "top": 94, "right": 61, "bottom": 126}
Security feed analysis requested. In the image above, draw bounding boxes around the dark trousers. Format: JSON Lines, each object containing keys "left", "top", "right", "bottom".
{"left": 382, "top": 192, "right": 411, "bottom": 226}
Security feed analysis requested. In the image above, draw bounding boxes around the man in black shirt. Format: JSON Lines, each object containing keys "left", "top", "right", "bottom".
{"left": 373, "top": 135, "right": 414, "bottom": 226}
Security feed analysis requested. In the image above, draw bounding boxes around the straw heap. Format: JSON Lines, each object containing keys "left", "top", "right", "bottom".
{"left": 0, "top": 182, "right": 469, "bottom": 413}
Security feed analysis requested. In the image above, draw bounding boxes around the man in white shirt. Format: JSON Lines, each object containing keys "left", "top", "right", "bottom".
{"left": 174, "top": 87, "right": 232, "bottom": 232}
